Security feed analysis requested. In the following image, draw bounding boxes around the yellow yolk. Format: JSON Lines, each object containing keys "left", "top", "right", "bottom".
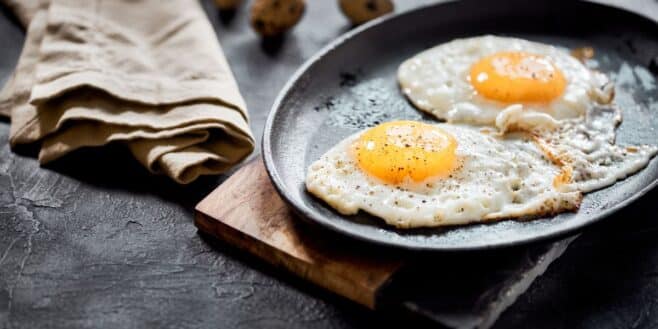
{"left": 352, "top": 121, "right": 458, "bottom": 184}
{"left": 469, "top": 51, "right": 567, "bottom": 103}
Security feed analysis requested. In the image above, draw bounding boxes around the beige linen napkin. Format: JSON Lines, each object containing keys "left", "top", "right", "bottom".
{"left": 0, "top": 0, "right": 254, "bottom": 183}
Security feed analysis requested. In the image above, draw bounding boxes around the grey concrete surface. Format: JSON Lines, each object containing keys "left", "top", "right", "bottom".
{"left": 0, "top": 1, "right": 657, "bottom": 328}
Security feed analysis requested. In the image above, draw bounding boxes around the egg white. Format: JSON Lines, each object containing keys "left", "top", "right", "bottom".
{"left": 305, "top": 124, "right": 582, "bottom": 228}
{"left": 397, "top": 35, "right": 613, "bottom": 127}
{"left": 526, "top": 106, "right": 658, "bottom": 193}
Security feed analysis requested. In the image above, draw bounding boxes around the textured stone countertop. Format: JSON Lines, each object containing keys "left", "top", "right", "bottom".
{"left": 0, "top": 1, "right": 657, "bottom": 328}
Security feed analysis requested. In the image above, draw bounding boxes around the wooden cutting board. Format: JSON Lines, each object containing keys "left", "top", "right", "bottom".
{"left": 195, "top": 159, "right": 403, "bottom": 308}
{"left": 194, "top": 158, "right": 575, "bottom": 328}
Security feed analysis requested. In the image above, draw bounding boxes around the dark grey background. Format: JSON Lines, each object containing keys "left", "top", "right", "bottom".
{"left": 0, "top": 1, "right": 657, "bottom": 328}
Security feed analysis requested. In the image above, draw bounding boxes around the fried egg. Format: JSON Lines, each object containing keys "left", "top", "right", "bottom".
{"left": 305, "top": 120, "right": 582, "bottom": 228}
{"left": 397, "top": 36, "right": 613, "bottom": 127}
{"left": 306, "top": 118, "right": 657, "bottom": 228}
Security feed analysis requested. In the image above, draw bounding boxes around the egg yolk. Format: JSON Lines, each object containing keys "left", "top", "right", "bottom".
{"left": 352, "top": 121, "right": 458, "bottom": 184}
{"left": 469, "top": 51, "right": 566, "bottom": 103}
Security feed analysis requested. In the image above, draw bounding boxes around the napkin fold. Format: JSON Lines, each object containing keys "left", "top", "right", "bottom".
{"left": 0, "top": 0, "right": 255, "bottom": 183}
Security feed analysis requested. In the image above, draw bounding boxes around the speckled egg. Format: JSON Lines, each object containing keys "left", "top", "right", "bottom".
{"left": 338, "top": 0, "right": 393, "bottom": 25}
{"left": 250, "top": 0, "right": 305, "bottom": 37}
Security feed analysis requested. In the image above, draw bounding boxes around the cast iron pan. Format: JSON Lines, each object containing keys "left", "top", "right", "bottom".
{"left": 263, "top": 0, "right": 658, "bottom": 251}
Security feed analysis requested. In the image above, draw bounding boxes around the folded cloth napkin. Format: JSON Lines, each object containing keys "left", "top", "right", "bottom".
{"left": 0, "top": 0, "right": 255, "bottom": 183}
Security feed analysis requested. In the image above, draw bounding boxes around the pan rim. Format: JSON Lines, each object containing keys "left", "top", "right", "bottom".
{"left": 262, "top": 0, "right": 658, "bottom": 251}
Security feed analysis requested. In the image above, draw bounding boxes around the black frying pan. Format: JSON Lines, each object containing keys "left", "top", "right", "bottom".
{"left": 263, "top": 0, "right": 658, "bottom": 251}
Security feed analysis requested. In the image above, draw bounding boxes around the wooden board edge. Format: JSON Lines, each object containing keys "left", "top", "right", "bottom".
{"left": 194, "top": 210, "right": 382, "bottom": 309}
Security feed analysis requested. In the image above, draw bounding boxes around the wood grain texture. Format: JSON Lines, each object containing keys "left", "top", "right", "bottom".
{"left": 195, "top": 159, "right": 402, "bottom": 309}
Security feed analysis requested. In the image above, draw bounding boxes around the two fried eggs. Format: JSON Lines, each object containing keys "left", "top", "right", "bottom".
{"left": 305, "top": 36, "right": 657, "bottom": 228}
